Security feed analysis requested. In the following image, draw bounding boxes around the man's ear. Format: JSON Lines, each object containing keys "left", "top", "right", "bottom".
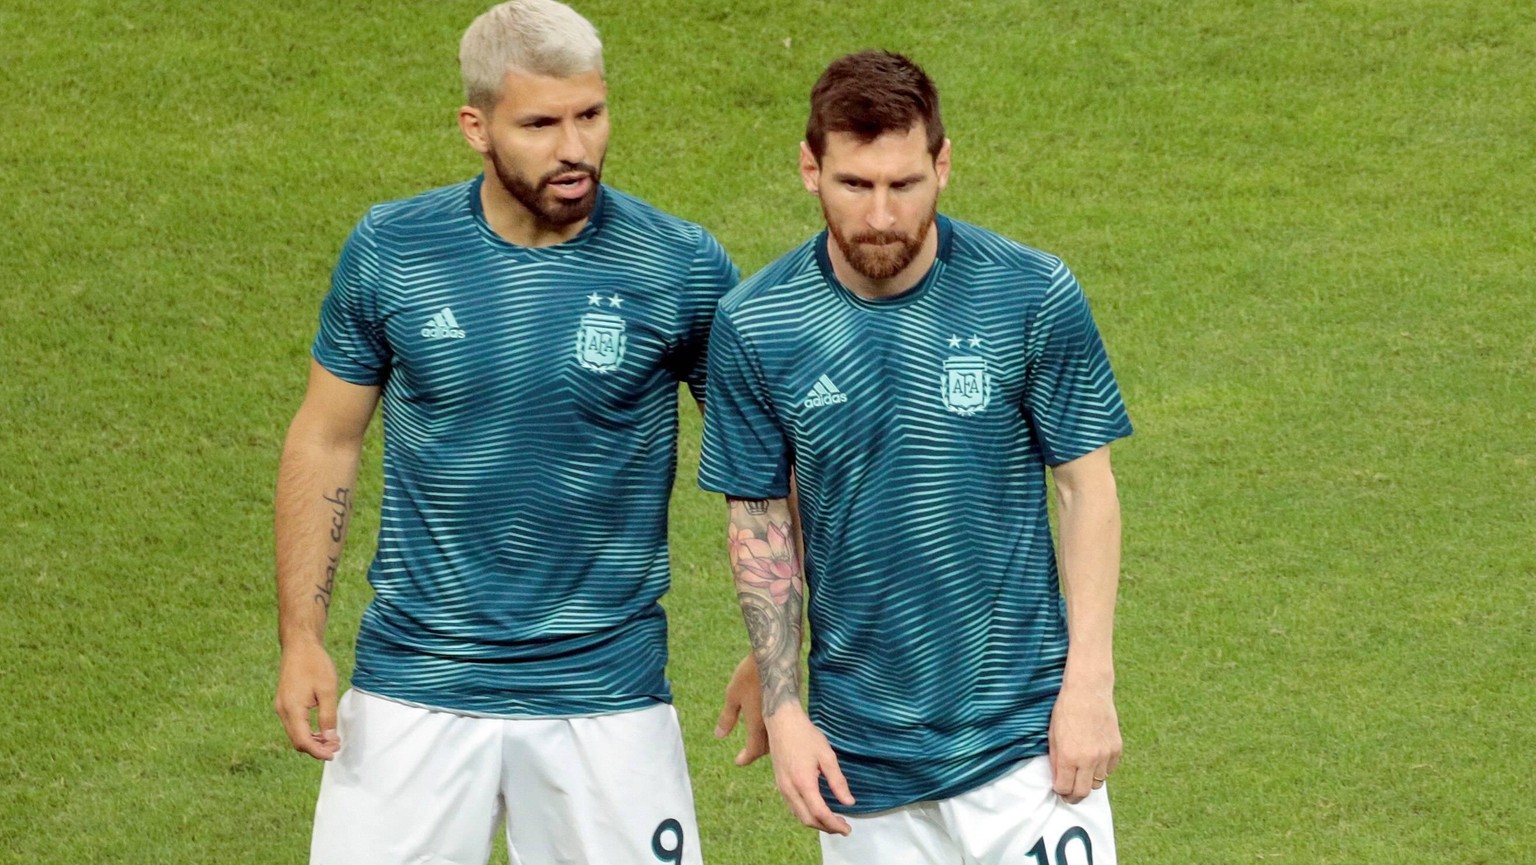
{"left": 799, "top": 141, "right": 820, "bottom": 194}
{"left": 458, "top": 105, "right": 492, "bottom": 155}
{"left": 935, "top": 138, "right": 952, "bottom": 191}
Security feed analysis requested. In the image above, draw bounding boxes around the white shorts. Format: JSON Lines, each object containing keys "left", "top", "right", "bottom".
{"left": 821, "top": 755, "right": 1115, "bottom": 865}
{"left": 310, "top": 689, "right": 702, "bottom": 865}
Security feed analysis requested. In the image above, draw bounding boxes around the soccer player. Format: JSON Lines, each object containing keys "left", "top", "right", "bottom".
{"left": 699, "top": 51, "right": 1133, "bottom": 864}
{"left": 272, "top": 3, "right": 744, "bottom": 863}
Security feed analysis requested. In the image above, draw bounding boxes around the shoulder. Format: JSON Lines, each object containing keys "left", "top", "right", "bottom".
{"left": 597, "top": 185, "right": 719, "bottom": 254}
{"left": 356, "top": 179, "right": 477, "bottom": 236}
{"left": 942, "top": 216, "right": 1070, "bottom": 290}
{"left": 717, "top": 236, "right": 822, "bottom": 320}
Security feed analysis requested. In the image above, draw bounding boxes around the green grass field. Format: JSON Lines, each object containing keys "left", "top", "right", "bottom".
{"left": 2, "top": 1, "right": 1532, "bottom": 862}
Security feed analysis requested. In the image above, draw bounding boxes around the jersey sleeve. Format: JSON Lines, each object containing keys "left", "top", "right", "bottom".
{"left": 1021, "top": 262, "right": 1133, "bottom": 465}
{"left": 312, "top": 212, "right": 390, "bottom": 385}
{"left": 672, "top": 228, "right": 741, "bottom": 402}
{"left": 698, "top": 312, "right": 791, "bottom": 499}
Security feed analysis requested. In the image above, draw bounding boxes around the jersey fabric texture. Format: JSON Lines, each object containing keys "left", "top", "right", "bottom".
{"left": 313, "top": 176, "right": 738, "bottom": 717}
{"left": 698, "top": 215, "right": 1132, "bottom": 812}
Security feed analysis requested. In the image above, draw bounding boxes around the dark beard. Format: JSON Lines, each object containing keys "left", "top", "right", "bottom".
{"left": 825, "top": 201, "right": 936, "bottom": 282}
{"left": 490, "top": 150, "right": 602, "bottom": 228}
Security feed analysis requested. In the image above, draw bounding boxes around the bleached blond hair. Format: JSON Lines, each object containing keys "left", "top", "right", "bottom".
{"left": 459, "top": 0, "right": 604, "bottom": 111}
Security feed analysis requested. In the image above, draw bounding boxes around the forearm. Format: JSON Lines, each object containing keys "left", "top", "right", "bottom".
{"left": 1054, "top": 454, "right": 1122, "bottom": 688}
{"left": 727, "top": 496, "right": 805, "bottom": 717}
{"left": 275, "top": 432, "right": 362, "bottom": 650}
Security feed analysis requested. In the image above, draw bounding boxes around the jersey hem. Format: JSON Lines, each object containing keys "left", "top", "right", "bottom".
{"left": 348, "top": 686, "right": 672, "bottom": 721}
{"left": 830, "top": 746, "right": 1048, "bottom": 815}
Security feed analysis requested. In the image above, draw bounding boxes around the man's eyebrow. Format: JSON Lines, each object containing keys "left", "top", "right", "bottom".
{"left": 830, "top": 171, "right": 926, "bottom": 185}
{"left": 511, "top": 101, "right": 607, "bottom": 124}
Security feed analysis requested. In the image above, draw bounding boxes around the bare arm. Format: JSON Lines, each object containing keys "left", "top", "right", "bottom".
{"left": 273, "top": 360, "right": 379, "bottom": 760}
{"left": 1047, "top": 445, "right": 1124, "bottom": 801}
{"left": 728, "top": 496, "right": 853, "bottom": 833}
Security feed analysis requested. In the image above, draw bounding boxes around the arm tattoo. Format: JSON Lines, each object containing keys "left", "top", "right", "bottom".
{"left": 316, "top": 487, "right": 352, "bottom": 608}
{"left": 727, "top": 498, "right": 805, "bottom": 716}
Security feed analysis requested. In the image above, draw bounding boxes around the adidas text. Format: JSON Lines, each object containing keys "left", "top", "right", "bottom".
{"left": 804, "top": 391, "right": 848, "bottom": 408}
{"left": 803, "top": 375, "right": 849, "bottom": 408}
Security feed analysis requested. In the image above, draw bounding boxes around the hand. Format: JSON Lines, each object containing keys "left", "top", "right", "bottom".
{"left": 274, "top": 640, "right": 341, "bottom": 760}
{"left": 1047, "top": 679, "right": 1122, "bottom": 803}
{"left": 765, "top": 702, "right": 856, "bottom": 835}
{"left": 716, "top": 654, "right": 769, "bottom": 766}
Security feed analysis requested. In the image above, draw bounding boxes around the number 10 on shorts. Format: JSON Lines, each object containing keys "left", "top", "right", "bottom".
{"left": 1026, "top": 825, "right": 1093, "bottom": 865}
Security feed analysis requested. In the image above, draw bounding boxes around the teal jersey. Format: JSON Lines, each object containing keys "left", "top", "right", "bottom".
{"left": 314, "top": 176, "right": 738, "bottom": 716}
{"left": 698, "top": 216, "right": 1131, "bottom": 812}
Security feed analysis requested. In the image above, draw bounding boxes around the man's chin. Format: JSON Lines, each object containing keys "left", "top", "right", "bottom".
{"left": 538, "top": 192, "right": 598, "bottom": 227}
{"left": 848, "top": 249, "right": 911, "bottom": 281}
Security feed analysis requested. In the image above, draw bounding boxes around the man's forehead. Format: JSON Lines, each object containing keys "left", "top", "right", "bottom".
{"left": 495, "top": 68, "right": 607, "bottom": 113}
{"left": 820, "top": 126, "right": 933, "bottom": 171}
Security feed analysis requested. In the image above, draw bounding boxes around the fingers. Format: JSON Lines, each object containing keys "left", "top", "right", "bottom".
{"left": 275, "top": 680, "right": 340, "bottom": 761}
{"left": 735, "top": 720, "right": 769, "bottom": 766}
{"left": 776, "top": 753, "right": 855, "bottom": 835}
{"left": 823, "top": 755, "right": 856, "bottom": 807}
{"left": 715, "top": 699, "right": 741, "bottom": 739}
{"left": 720, "top": 654, "right": 766, "bottom": 762}
{"left": 315, "top": 682, "right": 340, "bottom": 757}
{"left": 1052, "top": 761, "right": 1088, "bottom": 804}
{"left": 1053, "top": 757, "right": 1116, "bottom": 803}
{"left": 778, "top": 773, "right": 852, "bottom": 836}
{"left": 1051, "top": 748, "right": 1114, "bottom": 803}
{"left": 275, "top": 697, "right": 312, "bottom": 752}
{"left": 276, "top": 696, "right": 336, "bottom": 760}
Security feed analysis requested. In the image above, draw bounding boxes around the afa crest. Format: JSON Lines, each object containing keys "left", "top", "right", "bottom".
{"left": 941, "top": 355, "right": 991, "bottom": 416}
{"left": 575, "top": 311, "right": 627, "bottom": 373}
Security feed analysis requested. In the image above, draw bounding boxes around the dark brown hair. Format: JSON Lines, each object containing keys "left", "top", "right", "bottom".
{"left": 806, "top": 50, "right": 944, "bottom": 162}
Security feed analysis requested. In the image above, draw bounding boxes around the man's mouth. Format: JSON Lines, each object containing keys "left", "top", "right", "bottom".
{"left": 548, "top": 173, "right": 593, "bottom": 200}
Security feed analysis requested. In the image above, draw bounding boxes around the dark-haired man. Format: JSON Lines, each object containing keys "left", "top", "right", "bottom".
{"left": 700, "top": 51, "right": 1132, "bottom": 864}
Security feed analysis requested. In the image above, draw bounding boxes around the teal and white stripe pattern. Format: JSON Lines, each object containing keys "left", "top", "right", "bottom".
{"left": 699, "top": 215, "right": 1131, "bottom": 811}
{"left": 314, "top": 177, "right": 738, "bottom": 716}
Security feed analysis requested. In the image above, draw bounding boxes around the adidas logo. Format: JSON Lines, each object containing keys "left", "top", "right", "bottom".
{"left": 420, "top": 307, "right": 466, "bottom": 340}
{"left": 802, "top": 374, "right": 848, "bottom": 409}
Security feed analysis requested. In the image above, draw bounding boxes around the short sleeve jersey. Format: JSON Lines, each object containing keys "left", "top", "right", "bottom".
{"left": 315, "top": 177, "right": 738, "bottom": 717}
{"left": 698, "top": 215, "right": 1131, "bottom": 811}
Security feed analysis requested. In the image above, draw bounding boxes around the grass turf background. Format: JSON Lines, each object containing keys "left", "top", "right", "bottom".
{"left": 1, "top": 1, "right": 1531, "bottom": 862}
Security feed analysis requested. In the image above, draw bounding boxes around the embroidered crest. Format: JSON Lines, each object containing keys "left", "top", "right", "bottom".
{"left": 575, "top": 311, "right": 627, "bottom": 372}
{"left": 941, "top": 355, "right": 990, "bottom": 415}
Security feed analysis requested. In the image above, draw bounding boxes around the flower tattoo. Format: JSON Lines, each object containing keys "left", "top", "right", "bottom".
{"left": 730, "top": 521, "right": 802, "bottom": 604}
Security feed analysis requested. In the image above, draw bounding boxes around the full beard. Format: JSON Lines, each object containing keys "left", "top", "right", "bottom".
{"left": 491, "top": 150, "right": 603, "bottom": 228}
{"left": 825, "top": 201, "right": 937, "bottom": 282}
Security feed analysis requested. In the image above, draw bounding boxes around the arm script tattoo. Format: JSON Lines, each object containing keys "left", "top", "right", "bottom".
{"left": 316, "top": 487, "right": 351, "bottom": 609}
{"left": 727, "top": 497, "right": 804, "bottom": 716}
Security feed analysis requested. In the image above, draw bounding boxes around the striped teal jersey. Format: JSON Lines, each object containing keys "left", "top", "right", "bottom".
{"left": 698, "top": 215, "right": 1131, "bottom": 812}
{"left": 313, "top": 176, "right": 738, "bottom": 717}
